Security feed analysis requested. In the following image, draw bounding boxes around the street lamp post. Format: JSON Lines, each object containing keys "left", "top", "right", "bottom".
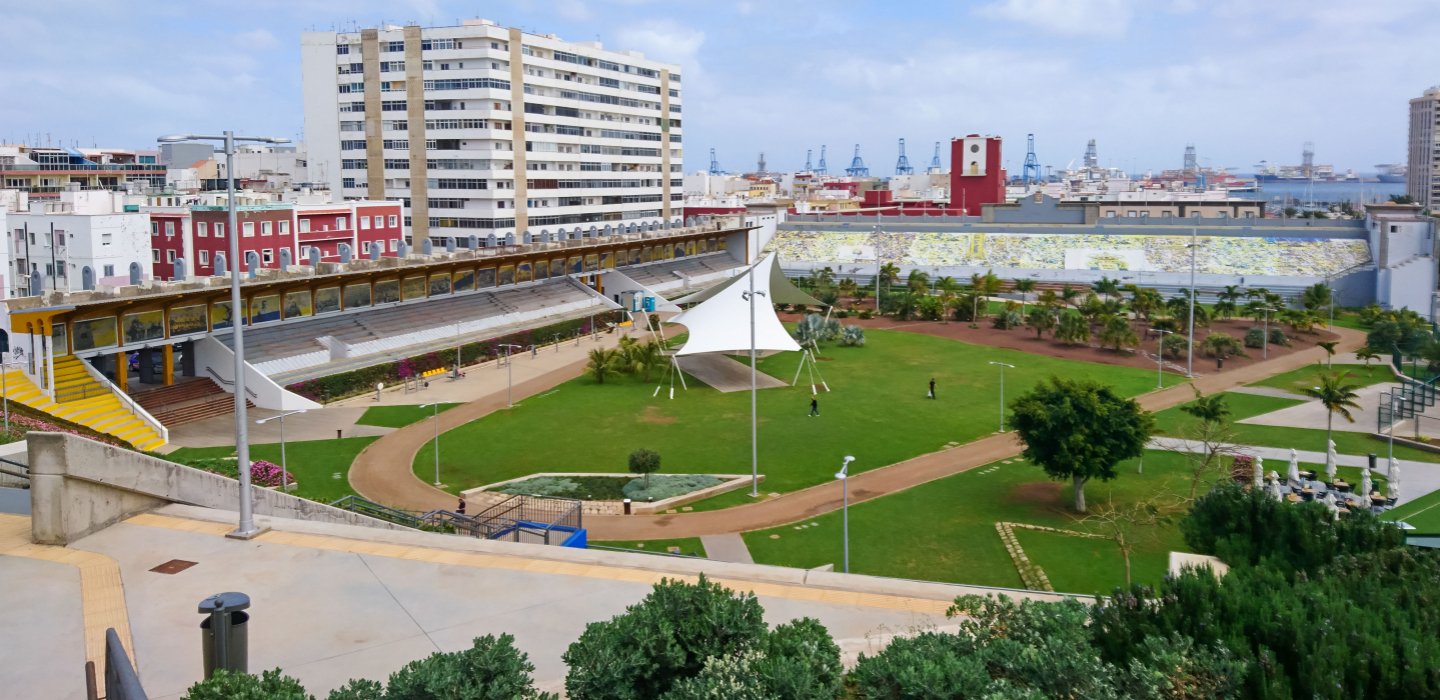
{"left": 255, "top": 410, "right": 306, "bottom": 492}
{"left": 873, "top": 226, "right": 883, "bottom": 315}
{"left": 500, "top": 343, "right": 522, "bottom": 408}
{"left": 741, "top": 266, "right": 766, "bottom": 498}
{"left": 1187, "top": 228, "right": 1197, "bottom": 379}
{"left": 989, "top": 362, "right": 1015, "bottom": 432}
{"left": 1149, "top": 329, "right": 1173, "bottom": 388}
{"left": 1261, "top": 307, "right": 1277, "bottom": 359}
{"left": 419, "top": 402, "right": 443, "bottom": 486}
{"left": 159, "top": 131, "right": 289, "bottom": 539}
{"left": 835, "top": 456, "right": 855, "bottom": 574}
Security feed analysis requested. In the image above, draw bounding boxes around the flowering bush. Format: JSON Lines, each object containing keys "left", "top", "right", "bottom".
{"left": 249, "top": 460, "right": 296, "bottom": 488}
{"left": 0, "top": 412, "right": 124, "bottom": 448}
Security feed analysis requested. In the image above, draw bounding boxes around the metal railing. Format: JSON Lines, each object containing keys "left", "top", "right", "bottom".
{"left": 205, "top": 367, "right": 259, "bottom": 399}
{"left": 1378, "top": 351, "right": 1440, "bottom": 434}
{"left": 473, "top": 494, "right": 582, "bottom": 532}
{"left": 104, "top": 628, "right": 149, "bottom": 700}
{"left": 329, "top": 495, "right": 424, "bottom": 528}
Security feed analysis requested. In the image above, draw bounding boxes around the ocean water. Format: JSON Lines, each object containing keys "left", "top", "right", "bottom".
{"left": 1229, "top": 180, "right": 1407, "bottom": 206}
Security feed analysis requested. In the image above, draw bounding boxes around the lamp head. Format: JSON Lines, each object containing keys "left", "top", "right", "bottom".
{"left": 157, "top": 135, "right": 191, "bottom": 143}
{"left": 844, "top": 456, "right": 855, "bottom": 464}
{"left": 269, "top": 137, "right": 292, "bottom": 144}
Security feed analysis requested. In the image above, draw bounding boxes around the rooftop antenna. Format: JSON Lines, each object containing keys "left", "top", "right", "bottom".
{"left": 708, "top": 148, "right": 721, "bottom": 175}
{"left": 805, "top": 149, "right": 813, "bottom": 172}
{"left": 816, "top": 145, "right": 828, "bottom": 175}
{"left": 1022, "top": 134, "right": 1041, "bottom": 184}
{"left": 845, "top": 144, "right": 868, "bottom": 177}
{"left": 929, "top": 142, "right": 942, "bottom": 173}
{"left": 895, "top": 138, "right": 913, "bottom": 175}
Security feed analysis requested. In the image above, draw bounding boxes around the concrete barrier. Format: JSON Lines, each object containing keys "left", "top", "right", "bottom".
{"left": 26, "top": 432, "right": 408, "bottom": 545}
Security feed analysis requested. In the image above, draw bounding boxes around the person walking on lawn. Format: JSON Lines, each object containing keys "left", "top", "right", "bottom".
{"left": 809, "top": 395, "right": 819, "bottom": 417}
{"left": 929, "top": 378, "right": 936, "bottom": 399}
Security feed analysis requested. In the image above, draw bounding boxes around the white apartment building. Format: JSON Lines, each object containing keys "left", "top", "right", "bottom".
{"left": 1408, "top": 86, "right": 1440, "bottom": 211}
{"left": 6, "top": 191, "right": 153, "bottom": 296}
{"left": 300, "top": 19, "right": 683, "bottom": 247}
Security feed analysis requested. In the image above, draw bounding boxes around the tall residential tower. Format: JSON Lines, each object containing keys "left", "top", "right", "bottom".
{"left": 1408, "top": 86, "right": 1440, "bottom": 210}
{"left": 301, "top": 19, "right": 682, "bottom": 246}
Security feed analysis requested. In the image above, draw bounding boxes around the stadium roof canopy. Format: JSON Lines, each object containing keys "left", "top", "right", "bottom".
{"left": 668, "top": 253, "right": 821, "bottom": 356}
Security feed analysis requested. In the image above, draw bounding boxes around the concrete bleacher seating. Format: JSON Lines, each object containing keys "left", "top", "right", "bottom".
{"left": 624, "top": 253, "right": 739, "bottom": 288}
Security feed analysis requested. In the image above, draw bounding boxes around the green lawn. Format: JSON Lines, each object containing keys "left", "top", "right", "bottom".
{"left": 1155, "top": 392, "right": 1440, "bottom": 464}
{"left": 590, "top": 537, "right": 708, "bottom": 558}
{"left": 1247, "top": 363, "right": 1393, "bottom": 396}
{"left": 1328, "top": 311, "right": 1369, "bottom": 332}
{"left": 1388, "top": 490, "right": 1440, "bottom": 531}
{"left": 168, "top": 437, "right": 380, "bottom": 503}
{"left": 414, "top": 328, "right": 1163, "bottom": 500}
{"left": 357, "top": 403, "right": 463, "bottom": 428}
{"left": 742, "top": 450, "right": 1201, "bottom": 594}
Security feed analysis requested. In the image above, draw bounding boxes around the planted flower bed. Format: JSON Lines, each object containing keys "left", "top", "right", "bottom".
{"left": 497, "top": 474, "right": 722, "bottom": 502}
{"left": 176, "top": 456, "right": 297, "bottom": 489}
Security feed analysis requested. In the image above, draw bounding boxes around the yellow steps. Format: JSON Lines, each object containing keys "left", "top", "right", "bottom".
{"left": 0, "top": 359, "right": 167, "bottom": 451}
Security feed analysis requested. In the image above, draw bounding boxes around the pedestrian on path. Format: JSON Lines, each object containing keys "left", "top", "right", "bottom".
{"left": 929, "top": 378, "right": 936, "bottom": 399}
{"left": 456, "top": 499, "right": 466, "bottom": 516}
{"left": 809, "top": 395, "right": 819, "bottom": 417}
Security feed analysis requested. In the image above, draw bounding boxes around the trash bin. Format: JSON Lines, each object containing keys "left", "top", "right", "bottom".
{"left": 199, "top": 592, "right": 250, "bottom": 678}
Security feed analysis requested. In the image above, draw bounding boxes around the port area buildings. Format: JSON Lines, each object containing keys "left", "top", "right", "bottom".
{"left": 775, "top": 199, "right": 1438, "bottom": 321}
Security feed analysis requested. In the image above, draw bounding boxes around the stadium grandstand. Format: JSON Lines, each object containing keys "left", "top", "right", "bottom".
{"left": 0, "top": 218, "right": 753, "bottom": 450}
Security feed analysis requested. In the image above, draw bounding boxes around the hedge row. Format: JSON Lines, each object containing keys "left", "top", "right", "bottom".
{"left": 285, "top": 310, "right": 628, "bottom": 403}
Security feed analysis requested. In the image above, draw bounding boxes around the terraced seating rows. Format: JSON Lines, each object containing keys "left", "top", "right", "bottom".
{"left": 0, "top": 357, "right": 166, "bottom": 451}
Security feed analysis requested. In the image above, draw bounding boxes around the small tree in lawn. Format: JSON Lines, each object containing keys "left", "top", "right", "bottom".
{"left": 1080, "top": 493, "right": 1172, "bottom": 586}
{"left": 628, "top": 448, "right": 661, "bottom": 489}
{"left": 1299, "top": 367, "right": 1361, "bottom": 451}
{"left": 585, "top": 348, "right": 622, "bottom": 384}
{"left": 1026, "top": 307, "right": 1057, "bottom": 339}
{"left": 1172, "top": 389, "right": 1243, "bottom": 500}
{"left": 1011, "top": 377, "right": 1155, "bottom": 513}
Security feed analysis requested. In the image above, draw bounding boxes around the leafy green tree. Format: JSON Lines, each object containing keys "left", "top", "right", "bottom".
{"left": 1012, "top": 277, "right": 1037, "bottom": 314}
{"left": 1390, "top": 194, "right": 1416, "bottom": 204}
{"left": 1243, "top": 327, "right": 1266, "bottom": 348}
{"left": 1010, "top": 377, "right": 1155, "bottom": 512}
{"left": 1200, "top": 332, "right": 1246, "bottom": 360}
{"left": 1299, "top": 368, "right": 1362, "bottom": 452}
{"left": 1099, "top": 315, "right": 1140, "bottom": 352}
{"left": 585, "top": 348, "right": 622, "bottom": 384}
{"left": 1055, "top": 312, "right": 1092, "bottom": 346}
{"left": 660, "top": 652, "right": 773, "bottom": 700}
{"left": 1026, "top": 307, "right": 1057, "bottom": 339}
{"left": 182, "top": 669, "right": 313, "bottom": 700}
{"left": 334, "top": 635, "right": 557, "bottom": 700}
{"left": 628, "top": 448, "right": 661, "bottom": 489}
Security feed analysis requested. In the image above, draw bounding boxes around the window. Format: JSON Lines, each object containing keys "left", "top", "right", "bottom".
{"left": 1161, "top": 210, "right": 1172, "bottom": 217}
{"left": 165, "top": 221, "right": 176, "bottom": 236}
{"left": 300, "top": 246, "right": 311, "bottom": 260}
{"left": 1216, "top": 211, "right": 1227, "bottom": 219}
{"left": 199, "top": 250, "right": 209, "bottom": 265}
{"left": 103, "top": 264, "right": 114, "bottom": 277}
{"left": 360, "top": 216, "right": 371, "bottom": 229}
{"left": 389, "top": 215, "right": 398, "bottom": 227}
{"left": 262, "top": 249, "right": 274, "bottom": 264}
{"left": 391, "top": 239, "right": 400, "bottom": 252}
{"left": 1105, "top": 211, "right": 1117, "bottom": 218}
{"left": 197, "top": 222, "right": 208, "bottom": 237}
{"left": 166, "top": 249, "right": 176, "bottom": 263}
{"left": 279, "top": 221, "right": 290, "bottom": 235}
{"left": 362, "top": 241, "right": 372, "bottom": 254}
{"left": 150, "top": 221, "right": 158, "bottom": 236}
{"left": 215, "top": 223, "right": 225, "bottom": 238}
{"left": 152, "top": 249, "right": 160, "bottom": 262}
{"left": 101, "top": 233, "right": 113, "bottom": 247}
{"left": 337, "top": 217, "right": 348, "bottom": 229}
{"left": 1139, "top": 211, "right": 1150, "bottom": 217}
{"left": 261, "top": 221, "right": 273, "bottom": 236}
{"left": 243, "top": 222, "right": 255, "bottom": 237}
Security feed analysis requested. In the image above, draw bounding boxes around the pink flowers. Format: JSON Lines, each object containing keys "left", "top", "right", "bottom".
{"left": 249, "top": 460, "right": 297, "bottom": 488}
{"left": 1, "top": 413, "right": 123, "bottom": 448}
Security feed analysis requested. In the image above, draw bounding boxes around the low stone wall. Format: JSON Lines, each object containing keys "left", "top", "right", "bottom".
{"left": 26, "top": 432, "right": 408, "bottom": 545}
{"left": 460, "top": 472, "right": 763, "bottom": 517}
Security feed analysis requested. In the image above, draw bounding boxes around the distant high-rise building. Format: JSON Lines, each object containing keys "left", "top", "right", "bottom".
{"left": 1408, "top": 86, "right": 1440, "bottom": 209}
{"left": 301, "top": 19, "right": 682, "bottom": 245}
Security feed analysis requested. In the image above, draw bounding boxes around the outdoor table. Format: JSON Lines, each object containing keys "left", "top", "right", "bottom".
{"left": 1337, "top": 507, "right": 1351, "bottom": 516}
{"left": 1333, "top": 480, "right": 1351, "bottom": 493}
{"left": 1371, "top": 494, "right": 1388, "bottom": 508}
{"left": 1285, "top": 494, "right": 1303, "bottom": 503}
{"left": 1301, "top": 488, "right": 1315, "bottom": 501}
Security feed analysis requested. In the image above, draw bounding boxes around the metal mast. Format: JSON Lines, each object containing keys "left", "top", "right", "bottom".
{"left": 805, "top": 149, "right": 813, "bottom": 172}
{"left": 757, "top": 152, "right": 766, "bottom": 174}
{"left": 708, "top": 148, "right": 721, "bottom": 175}
{"left": 895, "top": 138, "right": 913, "bottom": 175}
{"left": 845, "top": 144, "right": 868, "bottom": 177}
{"left": 1022, "top": 134, "right": 1042, "bottom": 184}
{"left": 1084, "top": 139, "right": 1098, "bottom": 169}
{"left": 929, "top": 142, "right": 942, "bottom": 172}
{"left": 816, "top": 145, "right": 828, "bottom": 175}
{"left": 1183, "top": 144, "right": 1198, "bottom": 174}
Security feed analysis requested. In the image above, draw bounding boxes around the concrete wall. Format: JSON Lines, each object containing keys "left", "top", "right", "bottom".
{"left": 26, "top": 431, "right": 407, "bottom": 545}
{"left": 194, "top": 336, "right": 322, "bottom": 411}
{"left": 783, "top": 215, "right": 1369, "bottom": 236}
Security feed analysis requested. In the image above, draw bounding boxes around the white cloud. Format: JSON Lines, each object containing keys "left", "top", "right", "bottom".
{"left": 234, "top": 29, "right": 278, "bottom": 50}
{"left": 613, "top": 19, "right": 705, "bottom": 64}
{"left": 976, "top": 0, "right": 1138, "bottom": 37}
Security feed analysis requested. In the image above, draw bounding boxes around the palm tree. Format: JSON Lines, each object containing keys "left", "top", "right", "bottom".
{"left": 627, "top": 341, "right": 663, "bottom": 383}
{"left": 1093, "top": 276, "right": 1120, "bottom": 302}
{"left": 585, "top": 348, "right": 623, "bottom": 384}
{"left": 1299, "top": 368, "right": 1363, "bottom": 453}
{"left": 1059, "top": 283, "right": 1081, "bottom": 309}
{"left": 879, "top": 262, "right": 901, "bottom": 296}
{"left": 1179, "top": 388, "right": 1231, "bottom": 425}
{"left": 838, "top": 277, "right": 858, "bottom": 299}
{"left": 907, "top": 269, "right": 931, "bottom": 295}
{"left": 1242, "top": 299, "right": 1269, "bottom": 324}
{"left": 1219, "top": 285, "right": 1243, "bottom": 304}
{"left": 1356, "top": 347, "right": 1381, "bottom": 369}
{"left": 1213, "top": 299, "right": 1237, "bottom": 319}
{"left": 1099, "top": 315, "right": 1140, "bottom": 352}
{"left": 1037, "top": 289, "right": 1060, "bottom": 309}
{"left": 935, "top": 277, "right": 961, "bottom": 323}
{"left": 1026, "top": 308, "right": 1057, "bottom": 339}
{"left": 1317, "top": 341, "right": 1339, "bottom": 367}
{"left": 1013, "top": 278, "right": 1037, "bottom": 315}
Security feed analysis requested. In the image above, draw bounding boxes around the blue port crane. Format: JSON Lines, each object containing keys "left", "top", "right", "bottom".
{"left": 929, "top": 142, "right": 942, "bottom": 172}
{"left": 845, "top": 144, "right": 869, "bottom": 177}
{"left": 1022, "top": 134, "right": 1042, "bottom": 184}
{"left": 805, "top": 149, "right": 813, "bottom": 171}
{"left": 708, "top": 148, "right": 721, "bottom": 175}
{"left": 895, "top": 138, "right": 913, "bottom": 175}
{"left": 816, "top": 145, "right": 827, "bottom": 175}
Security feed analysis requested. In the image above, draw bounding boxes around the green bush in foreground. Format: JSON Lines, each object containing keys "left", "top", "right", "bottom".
{"left": 182, "top": 669, "right": 313, "bottom": 700}
{"left": 328, "top": 634, "right": 555, "bottom": 700}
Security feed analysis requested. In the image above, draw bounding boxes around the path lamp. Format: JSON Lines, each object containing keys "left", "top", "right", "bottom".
{"left": 741, "top": 278, "right": 766, "bottom": 497}
{"left": 419, "top": 403, "right": 443, "bottom": 486}
{"left": 1149, "top": 329, "right": 1173, "bottom": 389}
{"left": 1187, "top": 230, "right": 1197, "bottom": 378}
{"left": 160, "top": 131, "right": 290, "bottom": 539}
{"left": 1260, "top": 307, "right": 1277, "bottom": 359}
{"left": 835, "top": 456, "right": 855, "bottom": 574}
{"left": 989, "top": 362, "right": 1015, "bottom": 432}
{"left": 500, "top": 344, "right": 523, "bottom": 408}
{"left": 872, "top": 226, "right": 883, "bottom": 315}
{"left": 255, "top": 410, "right": 306, "bottom": 493}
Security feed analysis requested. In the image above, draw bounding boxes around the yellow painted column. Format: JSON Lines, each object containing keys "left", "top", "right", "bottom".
{"left": 114, "top": 351, "right": 127, "bottom": 393}
{"left": 161, "top": 345, "right": 175, "bottom": 386}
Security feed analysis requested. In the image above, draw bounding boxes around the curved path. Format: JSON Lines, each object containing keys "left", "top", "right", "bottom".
{"left": 351, "top": 324, "right": 1366, "bottom": 539}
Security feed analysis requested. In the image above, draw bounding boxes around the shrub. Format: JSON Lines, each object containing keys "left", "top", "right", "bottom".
{"left": 834, "top": 309, "right": 849, "bottom": 319}
{"left": 1243, "top": 327, "right": 1265, "bottom": 348}
{"left": 1161, "top": 332, "right": 1189, "bottom": 358}
{"left": 792, "top": 304, "right": 808, "bottom": 315}
{"left": 1268, "top": 327, "right": 1291, "bottom": 347}
{"left": 1200, "top": 332, "right": 1247, "bottom": 359}
{"left": 622, "top": 474, "right": 722, "bottom": 502}
{"left": 858, "top": 308, "right": 875, "bottom": 320}
{"left": 839, "top": 325, "right": 866, "bottom": 347}
{"left": 1055, "top": 312, "right": 1092, "bottom": 345}
{"left": 497, "top": 476, "right": 582, "bottom": 497}
{"left": 328, "top": 634, "right": 555, "bottom": 700}
{"left": 181, "top": 668, "right": 312, "bottom": 700}
{"left": 628, "top": 448, "right": 662, "bottom": 489}
{"left": 992, "top": 310, "right": 1024, "bottom": 330}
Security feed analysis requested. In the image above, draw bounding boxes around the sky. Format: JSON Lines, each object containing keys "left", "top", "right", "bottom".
{"left": 3, "top": 0, "right": 1438, "bottom": 176}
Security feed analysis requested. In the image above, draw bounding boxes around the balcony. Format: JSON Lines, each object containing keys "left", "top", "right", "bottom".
{"left": 0, "top": 163, "right": 167, "bottom": 172}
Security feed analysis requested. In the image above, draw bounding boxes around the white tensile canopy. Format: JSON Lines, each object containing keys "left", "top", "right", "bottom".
{"left": 668, "top": 253, "right": 822, "bottom": 356}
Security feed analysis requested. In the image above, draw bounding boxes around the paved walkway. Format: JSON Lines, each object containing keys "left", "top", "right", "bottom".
{"left": 1239, "top": 382, "right": 1401, "bottom": 433}
{"left": 676, "top": 353, "right": 788, "bottom": 393}
{"left": 166, "top": 406, "right": 396, "bottom": 449}
{"left": 1150, "top": 437, "right": 1440, "bottom": 506}
{"left": 701, "top": 533, "right": 755, "bottom": 564}
{"left": 1227, "top": 386, "right": 1317, "bottom": 401}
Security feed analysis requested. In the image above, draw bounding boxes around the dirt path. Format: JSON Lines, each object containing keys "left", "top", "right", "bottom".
{"left": 350, "top": 317, "right": 1364, "bottom": 535}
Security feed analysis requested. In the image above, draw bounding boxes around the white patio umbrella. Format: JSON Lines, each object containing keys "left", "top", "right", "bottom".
{"left": 1268, "top": 471, "right": 1283, "bottom": 501}
{"left": 1389, "top": 457, "right": 1401, "bottom": 502}
{"left": 1288, "top": 449, "right": 1301, "bottom": 485}
{"left": 1253, "top": 456, "right": 1265, "bottom": 490}
{"left": 1360, "top": 466, "right": 1373, "bottom": 501}
{"left": 1324, "top": 490, "right": 1339, "bottom": 512}
{"left": 1325, "top": 440, "right": 1338, "bottom": 482}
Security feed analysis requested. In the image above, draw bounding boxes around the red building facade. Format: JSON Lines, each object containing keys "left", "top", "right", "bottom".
{"left": 950, "top": 135, "right": 1006, "bottom": 216}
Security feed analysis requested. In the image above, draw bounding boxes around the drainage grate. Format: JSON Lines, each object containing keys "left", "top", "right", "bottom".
{"left": 149, "top": 559, "right": 198, "bottom": 575}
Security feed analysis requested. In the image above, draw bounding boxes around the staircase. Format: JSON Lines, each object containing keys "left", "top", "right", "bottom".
{"left": 0, "top": 357, "right": 167, "bottom": 452}
{"left": 131, "top": 379, "right": 252, "bottom": 427}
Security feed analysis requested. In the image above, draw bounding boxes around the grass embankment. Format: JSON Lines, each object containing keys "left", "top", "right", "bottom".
{"left": 357, "top": 403, "right": 463, "bottom": 429}
{"left": 1247, "top": 363, "right": 1393, "bottom": 395}
{"left": 168, "top": 437, "right": 381, "bottom": 503}
{"left": 589, "top": 538, "right": 708, "bottom": 558}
